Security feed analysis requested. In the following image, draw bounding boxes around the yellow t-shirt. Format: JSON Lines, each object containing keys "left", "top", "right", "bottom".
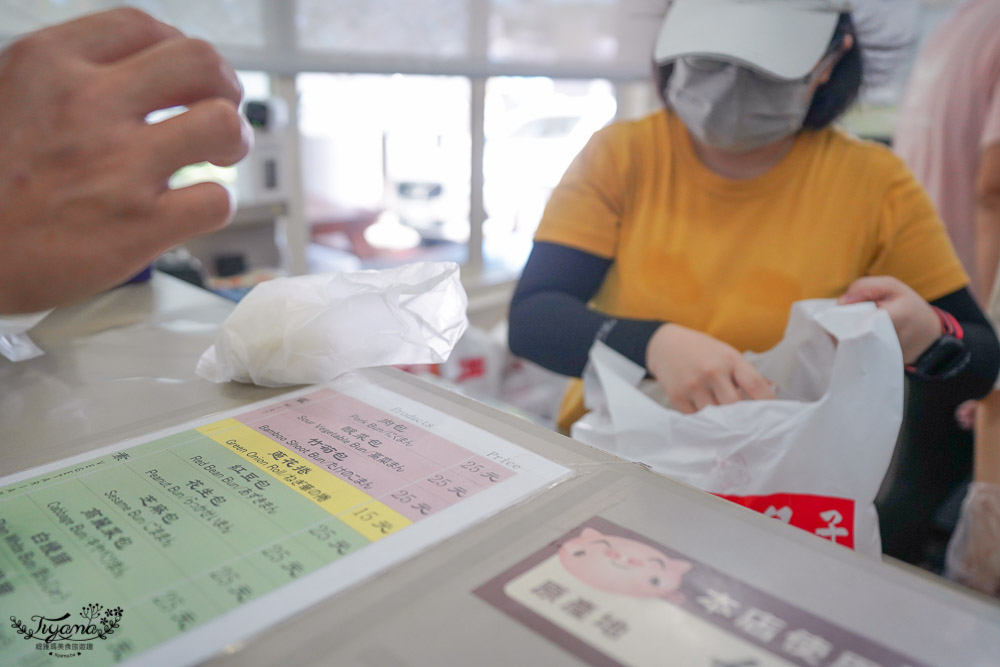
{"left": 535, "top": 110, "right": 969, "bottom": 429}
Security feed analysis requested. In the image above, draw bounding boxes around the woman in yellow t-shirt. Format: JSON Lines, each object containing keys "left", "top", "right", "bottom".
{"left": 508, "top": 0, "right": 1000, "bottom": 565}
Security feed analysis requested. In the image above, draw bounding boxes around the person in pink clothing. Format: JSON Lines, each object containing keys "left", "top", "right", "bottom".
{"left": 894, "top": 0, "right": 1000, "bottom": 596}
{"left": 895, "top": 0, "right": 1000, "bottom": 302}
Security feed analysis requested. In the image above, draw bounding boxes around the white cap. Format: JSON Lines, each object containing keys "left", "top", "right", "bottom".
{"left": 654, "top": 0, "right": 850, "bottom": 81}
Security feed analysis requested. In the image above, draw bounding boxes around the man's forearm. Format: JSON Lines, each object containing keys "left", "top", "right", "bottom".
{"left": 975, "top": 198, "right": 1000, "bottom": 305}
{"left": 974, "top": 141, "right": 1000, "bottom": 305}
{"left": 975, "top": 391, "right": 1000, "bottom": 485}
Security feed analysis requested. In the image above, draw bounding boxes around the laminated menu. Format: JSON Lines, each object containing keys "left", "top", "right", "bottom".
{"left": 0, "top": 373, "right": 571, "bottom": 666}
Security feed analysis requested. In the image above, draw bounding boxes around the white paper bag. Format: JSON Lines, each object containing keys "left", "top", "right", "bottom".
{"left": 197, "top": 262, "right": 469, "bottom": 386}
{"left": 572, "top": 300, "right": 903, "bottom": 556}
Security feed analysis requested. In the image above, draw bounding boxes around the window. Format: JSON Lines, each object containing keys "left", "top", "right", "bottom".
{"left": 295, "top": 73, "right": 616, "bottom": 277}
{"left": 4, "top": 0, "right": 956, "bottom": 285}
{"left": 0, "top": 0, "right": 666, "bottom": 286}
{"left": 149, "top": 71, "right": 271, "bottom": 198}
{"left": 483, "top": 77, "right": 616, "bottom": 274}
{"left": 297, "top": 73, "right": 471, "bottom": 273}
{"left": 0, "top": 0, "right": 267, "bottom": 47}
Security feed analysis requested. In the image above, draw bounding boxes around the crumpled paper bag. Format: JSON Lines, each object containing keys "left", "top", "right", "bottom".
{"left": 197, "top": 262, "right": 469, "bottom": 386}
{"left": 0, "top": 309, "right": 53, "bottom": 362}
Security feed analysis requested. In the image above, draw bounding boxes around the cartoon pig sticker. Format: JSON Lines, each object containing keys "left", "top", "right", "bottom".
{"left": 558, "top": 527, "right": 692, "bottom": 601}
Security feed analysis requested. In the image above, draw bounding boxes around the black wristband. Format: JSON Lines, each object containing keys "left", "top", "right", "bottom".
{"left": 906, "top": 335, "right": 970, "bottom": 380}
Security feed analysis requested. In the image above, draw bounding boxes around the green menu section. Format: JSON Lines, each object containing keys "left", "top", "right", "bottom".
{"left": 0, "top": 430, "right": 369, "bottom": 666}
{"left": 1, "top": 383, "right": 568, "bottom": 667}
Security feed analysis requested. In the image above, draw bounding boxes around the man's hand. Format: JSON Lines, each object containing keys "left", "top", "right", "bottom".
{"left": 646, "top": 323, "right": 775, "bottom": 414}
{"left": 838, "top": 276, "right": 941, "bottom": 364}
{"left": 0, "top": 8, "right": 252, "bottom": 313}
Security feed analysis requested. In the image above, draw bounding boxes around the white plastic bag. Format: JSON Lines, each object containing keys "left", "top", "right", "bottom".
{"left": 396, "top": 321, "right": 568, "bottom": 427}
{"left": 572, "top": 300, "right": 904, "bottom": 556}
{"left": 197, "top": 262, "right": 468, "bottom": 386}
{"left": 396, "top": 325, "right": 507, "bottom": 398}
{"left": 0, "top": 309, "right": 53, "bottom": 362}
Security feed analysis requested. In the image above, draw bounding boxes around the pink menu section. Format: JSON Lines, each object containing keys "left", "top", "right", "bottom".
{"left": 233, "top": 389, "right": 517, "bottom": 522}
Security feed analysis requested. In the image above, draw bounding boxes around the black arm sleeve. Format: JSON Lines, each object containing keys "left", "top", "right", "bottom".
{"left": 509, "top": 244, "right": 1000, "bottom": 395}
{"left": 508, "top": 242, "right": 662, "bottom": 377}
{"left": 924, "top": 288, "right": 1000, "bottom": 401}
{"left": 878, "top": 287, "right": 997, "bottom": 560}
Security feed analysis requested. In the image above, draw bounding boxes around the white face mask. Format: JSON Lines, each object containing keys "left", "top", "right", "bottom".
{"left": 666, "top": 57, "right": 817, "bottom": 152}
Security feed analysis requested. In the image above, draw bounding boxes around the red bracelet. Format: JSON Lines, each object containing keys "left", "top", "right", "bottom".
{"left": 932, "top": 306, "right": 963, "bottom": 340}
{"left": 904, "top": 307, "right": 963, "bottom": 374}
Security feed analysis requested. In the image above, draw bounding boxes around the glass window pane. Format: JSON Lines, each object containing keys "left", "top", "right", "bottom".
{"left": 298, "top": 73, "right": 471, "bottom": 273}
{"left": 238, "top": 70, "right": 272, "bottom": 102}
{"left": 0, "top": 1, "right": 104, "bottom": 36}
{"left": 482, "top": 77, "right": 616, "bottom": 275}
{"left": 125, "top": 0, "right": 266, "bottom": 48}
{"left": 296, "top": 0, "right": 468, "bottom": 59}
{"left": 489, "top": 0, "right": 619, "bottom": 64}
{"left": 0, "top": 1, "right": 666, "bottom": 79}
{"left": 0, "top": 1, "right": 266, "bottom": 47}
{"left": 141, "top": 71, "right": 269, "bottom": 199}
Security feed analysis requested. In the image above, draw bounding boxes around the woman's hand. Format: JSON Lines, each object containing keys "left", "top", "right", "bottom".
{"left": 838, "top": 276, "right": 941, "bottom": 364}
{"left": 645, "top": 323, "right": 775, "bottom": 414}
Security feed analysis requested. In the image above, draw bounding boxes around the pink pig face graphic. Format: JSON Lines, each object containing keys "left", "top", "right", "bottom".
{"left": 558, "top": 528, "right": 692, "bottom": 599}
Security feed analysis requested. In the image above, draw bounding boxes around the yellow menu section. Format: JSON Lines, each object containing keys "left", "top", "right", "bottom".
{"left": 338, "top": 502, "right": 413, "bottom": 542}
{"left": 196, "top": 419, "right": 413, "bottom": 540}
{"left": 197, "top": 419, "right": 374, "bottom": 515}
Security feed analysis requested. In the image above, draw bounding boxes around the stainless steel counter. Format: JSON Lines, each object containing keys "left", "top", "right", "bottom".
{"left": 2, "top": 273, "right": 997, "bottom": 667}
